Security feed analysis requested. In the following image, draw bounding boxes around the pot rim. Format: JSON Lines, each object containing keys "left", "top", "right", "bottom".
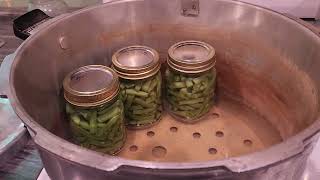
{"left": 8, "top": 0, "right": 320, "bottom": 173}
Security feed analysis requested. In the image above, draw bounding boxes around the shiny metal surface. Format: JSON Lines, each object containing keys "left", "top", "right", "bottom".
{"left": 58, "top": 36, "right": 68, "bottom": 50}
{"left": 35, "top": 138, "right": 320, "bottom": 180}
{"left": 112, "top": 45, "right": 160, "bottom": 80}
{"left": 168, "top": 40, "right": 215, "bottom": 73}
{"left": 0, "top": 98, "right": 28, "bottom": 168}
{"left": 171, "top": 42, "right": 212, "bottom": 62}
{"left": 0, "top": 55, "right": 28, "bottom": 168}
{"left": 116, "top": 47, "right": 154, "bottom": 68}
{"left": 63, "top": 65, "right": 119, "bottom": 107}
{"left": 302, "top": 138, "right": 320, "bottom": 180}
{"left": 0, "top": 39, "right": 5, "bottom": 48}
{"left": 3, "top": 0, "right": 320, "bottom": 179}
{"left": 181, "top": 0, "right": 200, "bottom": 17}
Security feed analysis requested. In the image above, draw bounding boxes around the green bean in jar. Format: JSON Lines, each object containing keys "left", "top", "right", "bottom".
{"left": 165, "top": 40, "right": 216, "bottom": 123}
{"left": 112, "top": 46, "right": 162, "bottom": 129}
{"left": 63, "top": 65, "right": 126, "bottom": 155}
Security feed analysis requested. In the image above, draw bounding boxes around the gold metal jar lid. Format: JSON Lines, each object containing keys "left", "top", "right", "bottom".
{"left": 167, "top": 40, "right": 216, "bottom": 74}
{"left": 63, "top": 65, "right": 119, "bottom": 107}
{"left": 112, "top": 45, "right": 160, "bottom": 80}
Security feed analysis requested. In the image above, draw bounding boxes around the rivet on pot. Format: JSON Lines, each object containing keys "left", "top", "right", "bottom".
{"left": 59, "top": 36, "right": 68, "bottom": 50}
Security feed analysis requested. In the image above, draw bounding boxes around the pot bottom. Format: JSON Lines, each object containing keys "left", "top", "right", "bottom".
{"left": 117, "top": 95, "right": 282, "bottom": 162}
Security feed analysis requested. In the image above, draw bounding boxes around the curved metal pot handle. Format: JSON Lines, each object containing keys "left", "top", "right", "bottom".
{"left": 12, "top": 1, "right": 122, "bottom": 40}
{"left": 115, "top": 165, "right": 234, "bottom": 179}
{"left": 0, "top": 54, "right": 39, "bottom": 140}
{"left": 0, "top": 53, "right": 30, "bottom": 157}
{"left": 0, "top": 54, "right": 15, "bottom": 97}
{"left": 13, "top": 9, "right": 52, "bottom": 40}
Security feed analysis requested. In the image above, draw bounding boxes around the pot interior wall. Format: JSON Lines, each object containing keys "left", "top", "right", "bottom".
{"left": 12, "top": 0, "right": 319, "bottom": 161}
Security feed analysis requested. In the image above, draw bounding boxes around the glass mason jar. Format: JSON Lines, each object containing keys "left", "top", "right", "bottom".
{"left": 112, "top": 46, "right": 162, "bottom": 129}
{"left": 63, "top": 65, "right": 126, "bottom": 155}
{"left": 165, "top": 41, "right": 216, "bottom": 123}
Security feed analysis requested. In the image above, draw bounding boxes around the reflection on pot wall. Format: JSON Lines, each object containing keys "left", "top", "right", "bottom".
{"left": 240, "top": 0, "right": 320, "bottom": 18}
{"left": 1, "top": 0, "right": 320, "bottom": 18}
{"left": 0, "top": 0, "right": 101, "bottom": 8}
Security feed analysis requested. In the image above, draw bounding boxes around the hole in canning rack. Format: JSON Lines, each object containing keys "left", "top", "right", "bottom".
{"left": 211, "top": 113, "right": 220, "bottom": 118}
{"left": 208, "top": 148, "right": 217, "bottom": 155}
{"left": 243, "top": 139, "right": 253, "bottom": 146}
{"left": 129, "top": 145, "right": 138, "bottom": 152}
{"left": 170, "top": 127, "right": 178, "bottom": 132}
{"left": 193, "top": 132, "right": 201, "bottom": 139}
{"left": 147, "top": 131, "right": 155, "bottom": 137}
{"left": 152, "top": 146, "right": 167, "bottom": 158}
{"left": 215, "top": 131, "right": 224, "bottom": 137}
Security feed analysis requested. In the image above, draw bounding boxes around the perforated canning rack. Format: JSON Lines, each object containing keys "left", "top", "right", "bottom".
{"left": 116, "top": 95, "right": 282, "bottom": 162}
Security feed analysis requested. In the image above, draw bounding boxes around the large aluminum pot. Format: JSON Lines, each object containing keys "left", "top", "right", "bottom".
{"left": 2, "top": 0, "right": 320, "bottom": 179}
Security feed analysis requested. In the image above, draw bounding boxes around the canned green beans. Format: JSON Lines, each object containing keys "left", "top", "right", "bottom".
{"left": 63, "top": 65, "right": 125, "bottom": 155}
{"left": 112, "top": 46, "right": 162, "bottom": 129}
{"left": 165, "top": 41, "right": 216, "bottom": 123}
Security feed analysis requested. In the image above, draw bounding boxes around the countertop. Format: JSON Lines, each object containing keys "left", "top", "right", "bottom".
{"left": 0, "top": 141, "right": 43, "bottom": 180}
